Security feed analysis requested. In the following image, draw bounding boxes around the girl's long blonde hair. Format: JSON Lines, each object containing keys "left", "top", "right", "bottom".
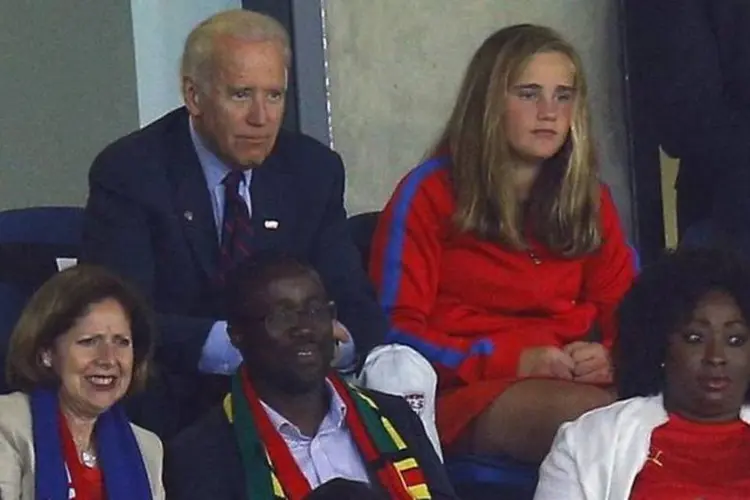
{"left": 431, "top": 24, "right": 601, "bottom": 257}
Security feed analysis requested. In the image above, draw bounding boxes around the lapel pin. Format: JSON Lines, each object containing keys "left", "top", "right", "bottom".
{"left": 264, "top": 219, "right": 279, "bottom": 230}
{"left": 184, "top": 210, "right": 194, "bottom": 222}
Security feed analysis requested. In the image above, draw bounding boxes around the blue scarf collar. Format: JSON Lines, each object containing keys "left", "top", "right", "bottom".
{"left": 31, "top": 388, "right": 153, "bottom": 500}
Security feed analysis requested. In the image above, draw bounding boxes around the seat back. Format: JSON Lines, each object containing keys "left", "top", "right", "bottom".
{"left": 0, "top": 206, "right": 85, "bottom": 243}
{"left": 0, "top": 283, "right": 26, "bottom": 394}
{"left": 445, "top": 454, "right": 538, "bottom": 499}
{"left": 0, "top": 206, "right": 85, "bottom": 394}
{"left": 0, "top": 206, "right": 84, "bottom": 294}
{"left": 347, "top": 211, "right": 380, "bottom": 269}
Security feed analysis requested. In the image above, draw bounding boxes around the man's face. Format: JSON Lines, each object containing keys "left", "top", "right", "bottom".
{"left": 184, "top": 36, "right": 286, "bottom": 169}
{"left": 230, "top": 270, "right": 336, "bottom": 394}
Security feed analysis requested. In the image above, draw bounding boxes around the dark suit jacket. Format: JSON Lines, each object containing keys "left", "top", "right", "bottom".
{"left": 81, "top": 108, "right": 387, "bottom": 436}
{"left": 164, "top": 389, "right": 458, "bottom": 500}
{"left": 626, "top": 0, "right": 750, "bottom": 233}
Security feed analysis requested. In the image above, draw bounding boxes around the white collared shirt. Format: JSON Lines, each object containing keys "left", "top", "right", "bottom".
{"left": 260, "top": 380, "right": 371, "bottom": 488}
{"left": 189, "top": 118, "right": 252, "bottom": 238}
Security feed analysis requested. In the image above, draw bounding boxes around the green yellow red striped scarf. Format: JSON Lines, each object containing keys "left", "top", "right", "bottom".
{"left": 223, "top": 367, "right": 431, "bottom": 499}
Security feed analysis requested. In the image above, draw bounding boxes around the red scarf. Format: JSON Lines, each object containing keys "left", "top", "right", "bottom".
{"left": 238, "top": 369, "right": 429, "bottom": 499}
{"left": 58, "top": 409, "right": 104, "bottom": 500}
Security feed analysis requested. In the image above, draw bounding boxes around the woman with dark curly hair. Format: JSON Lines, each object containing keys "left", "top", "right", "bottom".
{"left": 535, "top": 248, "right": 750, "bottom": 499}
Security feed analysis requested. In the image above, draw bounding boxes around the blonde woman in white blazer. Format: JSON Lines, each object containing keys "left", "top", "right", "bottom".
{"left": 0, "top": 265, "right": 165, "bottom": 499}
{"left": 536, "top": 248, "right": 750, "bottom": 499}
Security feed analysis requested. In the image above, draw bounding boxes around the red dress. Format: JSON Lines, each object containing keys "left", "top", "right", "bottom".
{"left": 59, "top": 411, "right": 104, "bottom": 500}
{"left": 630, "top": 413, "right": 750, "bottom": 499}
{"left": 369, "top": 157, "right": 635, "bottom": 446}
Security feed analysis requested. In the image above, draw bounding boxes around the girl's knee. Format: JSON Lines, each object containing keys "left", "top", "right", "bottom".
{"left": 563, "top": 384, "right": 614, "bottom": 415}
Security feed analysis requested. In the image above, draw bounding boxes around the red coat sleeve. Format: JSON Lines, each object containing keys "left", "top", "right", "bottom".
{"left": 580, "top": 185, "right": 636, "bottom": 350}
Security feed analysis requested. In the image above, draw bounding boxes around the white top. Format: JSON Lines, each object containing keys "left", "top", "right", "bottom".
{"left": 534, "top": 394, "right": 750, "bottom": 500}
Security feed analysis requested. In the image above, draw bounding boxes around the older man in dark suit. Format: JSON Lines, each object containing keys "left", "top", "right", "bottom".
{"left": 164, "top": 254, "right": 456, "bottom": 499}
{"left": 81, "top": 9, "right": 386, "bottom": 438}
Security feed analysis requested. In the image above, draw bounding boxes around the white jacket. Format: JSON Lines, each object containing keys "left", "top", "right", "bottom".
{"left": 534, "top": 395, "right": 750, "bottom": 500}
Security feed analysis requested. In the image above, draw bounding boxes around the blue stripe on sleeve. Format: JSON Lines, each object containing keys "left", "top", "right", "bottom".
{"left": 379, "top": 156, "right": 495, "bottom": 369}
{"left": 386, "top": 330, "right": 495, "bottom": 369}
{"left": 380, "top": 156, "right": 448, "bottom": 311}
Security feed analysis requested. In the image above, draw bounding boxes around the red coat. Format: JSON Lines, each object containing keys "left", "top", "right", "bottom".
{"left": 369, "top": 157, "right": 635, "bottom": 443}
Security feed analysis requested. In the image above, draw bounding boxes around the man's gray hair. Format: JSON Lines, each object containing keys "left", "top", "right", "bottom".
{"left": 181, "top": 9, "right": 291, "bottom": 88}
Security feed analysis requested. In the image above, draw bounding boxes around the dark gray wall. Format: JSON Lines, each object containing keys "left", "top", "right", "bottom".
{"left": 0, "top": 1, "right": 139, "bottom": 209}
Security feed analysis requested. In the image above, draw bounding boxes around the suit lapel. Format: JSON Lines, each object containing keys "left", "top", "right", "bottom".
{"left": 192, "top": 407, "right": 247, "bottom": 499}
{"left": 250, "top": 150, "right": 296, "bottom": 252}
{"left": 218, "top": 411, "right": 248, "bottom": 499}
{"left": 167, "top": 117, "right": 299, "bottom": 277}
{"left": 166, "top": 111, "right": 219, "bottom": 280}
{"left": 175, "top": 170, "right": 219, "bottom": 280}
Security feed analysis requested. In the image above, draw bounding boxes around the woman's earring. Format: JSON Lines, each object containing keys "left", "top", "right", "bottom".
{"left": 41, "top": 354, "right": 52, "bottom": 367}
{"left": 660, "top": 362, "right": 665, "bottom": 369}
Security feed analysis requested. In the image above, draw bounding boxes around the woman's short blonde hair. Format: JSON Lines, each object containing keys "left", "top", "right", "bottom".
{"left": 432, "top": 24, "right": 601, "bottom": 257}
{"left": 6, "top": 265, "right": 156, "bottom": 395}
